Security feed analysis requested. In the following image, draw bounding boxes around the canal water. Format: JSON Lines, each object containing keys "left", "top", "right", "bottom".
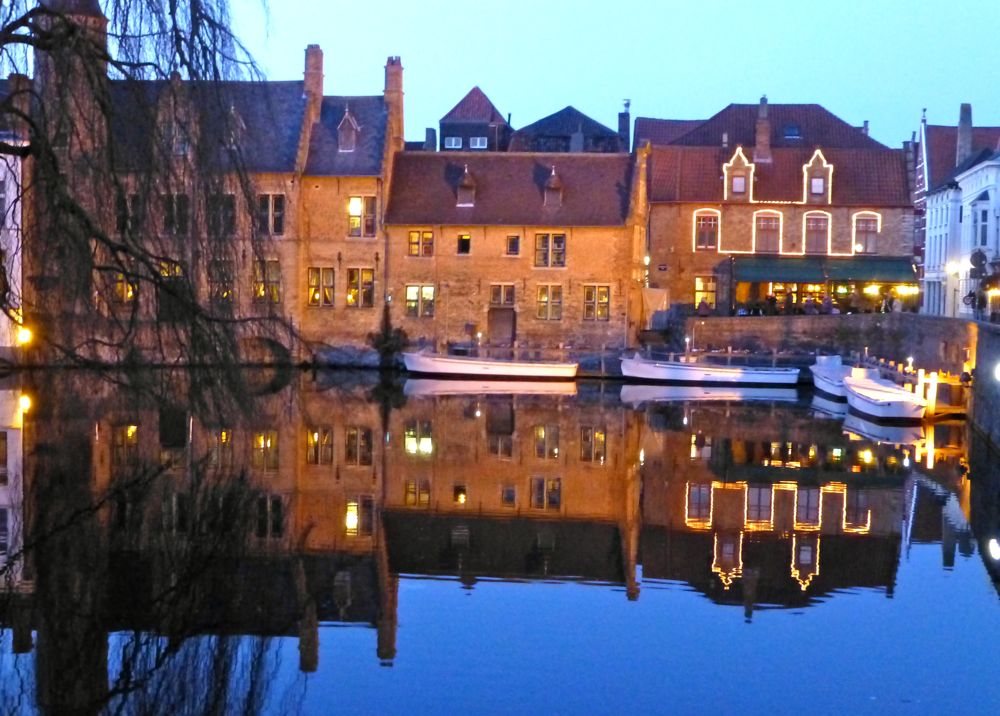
{"left": 0, "top": 369, "right": 998, "bottom": 715}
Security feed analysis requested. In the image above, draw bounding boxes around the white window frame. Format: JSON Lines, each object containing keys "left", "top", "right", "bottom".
{"left": 470, "top": 136, "right": 488, "bottom": 150}
{"left": 443, "top": 136, "right": 462, "bottom": 149}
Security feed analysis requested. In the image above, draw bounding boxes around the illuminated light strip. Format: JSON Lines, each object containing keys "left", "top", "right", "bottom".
{"left": 712, "top": 531, "right": 744, "bottom": 590}
{"left": 723, "top": 146, "right": 755, "bottom": 202}
{"left": 691, "top": 208, "right": 722, "bottom": 254}
{"left": 790, "top": 534, "right": 821, "bottom": 591}
{"left": 845, "top": 210, "right": 882, "bottom": 257}
{"left": 752, "top": 209, "right": 782, "bottom": 256}
{"left": 801, "top": 149, "right": 834, "bottom": 205}
{"left": 684, "top": 481, "right": 714, "bottom": 530}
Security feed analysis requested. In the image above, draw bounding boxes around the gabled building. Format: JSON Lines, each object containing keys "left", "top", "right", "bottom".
{"left": 439, "top": 86, "right": 511, "bottom": 152}
{"left": 643, "top": 98, "right": 915, "bottom": 315}
{"left": 508, "top": 106, "right": 628, "bottom": 153}
{"left": 385, "top": 150, "right": 648, "bottom": 353}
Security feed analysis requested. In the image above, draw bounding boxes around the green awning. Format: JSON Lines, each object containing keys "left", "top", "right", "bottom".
{"left": 733, "top": 256, "right": 917, "bottom": 284}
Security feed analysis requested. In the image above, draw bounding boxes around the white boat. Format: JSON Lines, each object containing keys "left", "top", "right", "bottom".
{"left": 809, "top": 355, "right": 852, "bottom": 398}
{"left": 402, "top": 350, "right": 578, "bottom": 380}
{"left": 842, "top": 413, "right": 925, "bottom": 445}
{"left": 620, "top": 384, "right": 798, "bottom": 405}
{"left": 843, "top": 372, "right": 927, "bottom": 422}
{"left": 620, "top": 353, "right": 801, "bottom": 385}
{"left": 404, "top": 379, "right": 578, "bottom": 397}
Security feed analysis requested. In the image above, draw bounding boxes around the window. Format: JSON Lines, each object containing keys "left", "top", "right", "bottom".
{"left": 348, "top": 196, "right": 377, "bottom": 237}
{"left": 113, "top": 425, "right": 139, "bottom": 471}
{"left": 580, "top": 426, "right": 606, "bottom": 463}
{"left": 783, "top": 124, "right": 801, "bottom": 140}
{"left": 165, "top": 492, "right": 190, "bottom": 534}
{"left": 157, "top": 260, "right": 188, "bottom": 321}
{"left": 490, "top": 284, "right": 515, "bottom": 306}
{"left": 694, "top": 276, "right": 716, "bottom": 308}
{"left": 457, "top": 233, "right": 471, "bottom": 255}
{"left": 113, "top": 272, "right": 136, "bottom": 303}
{"left": 810, "top": 177, "right": 825, "bottom": 196}
{"left": 252, "top": 259, "right": 281, "bottom": 304}
{"left": 0, "top": 180, "right": 6, "bottom": 228}
{"left": 536, "top": 284, "right": 562, "bottom": 320}
{"left": 805, "top": 214, "right": 829, "bottom": 254}
{"left": 470, "top": 136, "right": 488, "bottom": 149}
{"left": 405, "top": 285, "right": 435, "bottom": 317}
{"left": 854, "top": 215, "right": 879, "bottom": 254}
{"left": 257, "top": 194, "right": 285, "bottom": 236}
{"left": 345, "top": 496, "right": 374, "bottom": 536}
{"left": 252, "top": 430, "right": 279, "bottom": 471}
{"left": 0, "top": 432, "right": 7, "bottom": 486}
{"left": 443, "top": 136, "right": 462, "bottom": 149}
{"left": 345, "top": 426, "right": 374, "bottom": 465}
{"left": 453, "top": 484, "right": 468, "bottom": 506}
{"left": 207, "top": 194, "right": 236, "bottom": 237}
{"left": 162, "top": 193, "right": 189, "bottom": 235}
{"left": 307, "top": 267, "right": 335, "bottom": 307}
{"left": 404, "top": 479, "right": 431, "bottom": 506}
{"left": 533, "top": 425, "right": 559, "bottom": 459}
{"left": 256, "top": 495, "right": 284, "bottom": 539}
{"left": 530, "top": 477, "right": 561, "bottom": 510}
{"left": 0, "top": 509, "right": 7, "bottom": 559}
{"left": 688, "top": 484, "right": 711, "bottom": 521}
{"left": 796, "top": 487, "right": 820, "bottom": 525}
{"left": 501, "top": 484, "right": 516, "bottom": 506}
{"left": 583, "top": 285, "right": 610, "bottom": 321}
{"left": 346, "top": 268, "right": 375, "bottom": 308}
{"left": 407, "top": 230, "right": 434, "bottom": 256}
{"left": 695, "top": 213, "right": 719, "bottom": 250}
{"left": 534, "top": 233, "right": 566, "bottom": 267}
{"left": 845, "top": 489, "right": 870, "bottom": 528}
{"left": 208, "top": 259, "right": 234, "bottom": 305}
{"left": 731, "top": 175, "right": 746, "bottom": 195}
{"left": 980, "top": 208, "right": 989, "bottom": 247}
{"left": 489, "top": 433, "right": 513, "bottom": 458}
{"left": 755, "top": 214, "right": 780, "bottom": 253}
{"left": 506, "top": 235, "right": 520, "bottom": 256}
{"left": 748, "top": 486, "right": 771, "bottom": 522}
{"left": 404, "top": 420, "right": 433, "bottom": 456}
{"left": 689, "top": 433, "right": 712, "bottom": 460}
{"left": 209, "top": 428, "right": 233, "bottom": 471}
{"left": 115, "top": 194, "right": 143, "bottom": 234}
{"left": 306, "top": 426, "right": 333, "bottom": 465}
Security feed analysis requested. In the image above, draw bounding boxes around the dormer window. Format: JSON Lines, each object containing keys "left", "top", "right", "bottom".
{"left": 723, "top": 147, "right": 754, "bottom": 202}
{"left": 802, "top": 149, "right": 833, "bottom": 204}
{"left": 783, "top": 124, "right": 801, "bottom": 140}
{"left": 457, "top": 164, "right": 476, "bottom": 207}
{"left": 338, "top": 107, "right": 360, "bottom": 153}
{"left": 544, "top": 166, "right": 563, "bottom": 208}
{"left": 732, "top": 175, "right": 747, "bottom": 195}
{"left": 810, "top": 177, "right": 825, "bottom": 195}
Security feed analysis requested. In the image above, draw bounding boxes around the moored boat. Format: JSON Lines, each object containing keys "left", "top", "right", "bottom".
{"left": 808, "top": 355, "right": 855, "bottom": 399}
{"left": 620, "top": 353, "right": 801, "bottom": 385}
{"left": 402, "top": 350, "right": 578, "bottom": 380}
{"left": 843, "top": 372, "right": 927, "bottom": 423}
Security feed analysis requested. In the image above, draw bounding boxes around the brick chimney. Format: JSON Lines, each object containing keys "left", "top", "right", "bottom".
{"left": 956, "top": 103, "right": 973, "bottom": 166}
{"left": 303, "top": 45, "right": 323, "bottom": 122}
{"left": 424, "top": 127, "right": 436, "bottom": 151}
{"left": 618, "top": 99, "right": 631, "bottom": 152}
{"left": 384, "top": 56, "right": 404, "bottom": 153}
{"left": 754, "top": 95, "right": 771, "bottom": 163}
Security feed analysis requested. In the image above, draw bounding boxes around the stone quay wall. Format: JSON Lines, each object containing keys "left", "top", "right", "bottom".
{"left": 972, "top": 323, "right": 1000, "bottom": 448}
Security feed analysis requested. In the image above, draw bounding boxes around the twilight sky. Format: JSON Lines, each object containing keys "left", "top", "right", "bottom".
{"left": 231, "top": 0, "right": 1000, "bottom": 149}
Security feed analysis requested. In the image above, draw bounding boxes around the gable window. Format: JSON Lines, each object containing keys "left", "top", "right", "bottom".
{"left": 346, "top": 268, "right": 375, "bottom": 308}
{"left": 408, "top": 230, "right": 433, "bottom": 256}
{"left": 506, "top": 235, "right": 520, "bottom": 256}
{"left": 580, "top": 426, "right": 606, "bottom": 463}
{"left": 530, "top": 477, "right": 561, "bottom": 510}
{"left": 252, "top": 430, "right": 279, "bottom": 471}
{"left": 490, "top": 284, "right": 515, "bottom": 306}
{"left": 348, "top": 196, "right": 376, "bottom": 237}
{"left": 306, "top": 426, "right": 334, "bottom": 465}
{"left": 257, "top": 194, "right": 285, "bottom": 236}
{"left": 694, "top": 212, "right": 719, "bottom": 250}
{"left": 731, "top": 175, "right": 747, "bottom": 195}
{"left": 346, "top": 426, "right": 374, "bottom": 466}
{"left": 207, "top": 194, "right": 236, "bottom": 237}
{"left": 536, "top": 284, "right": 562, "bottom": 320}
{"left": 694, "top": 276, "right": 717, "bottom": 308}
{"left": 583, "top": 284, "right": 610, "bottom": 321}
{"left": 854, "top": 215, "right": 879, "bottom": 254}
{"left": 534, "top": 233, "right": 566, "bottom": 267}
{"left": 443, "top": 136, "right": 462, "bottom": 149}
{"left": 252, "top": 259, "right": 281, "bottom": 303}
{"left": 804, "top": 214, "right": 829, "bottom": 255}
{"left": 405, "top": 285, "right": 435, "bottom": 317}
{"left": 307, "top": 267, "right": 335, "bottom": 306}
{"left": 783, "top": 124, "right": 801, "bottom": 140}
{"left": 755, "top": 214, "right": 780, "bottom": 253}
{"left": 162, "top": 193, "right": 190, "bottom": 235}
{"left": 457, "top": 233, "right": 472, "bottom": 254}
{"left": 470, "top": 136, "right": 488, "bottom": 150}
{"left": 810, "top": 177, "right": 825, "bottom": 196}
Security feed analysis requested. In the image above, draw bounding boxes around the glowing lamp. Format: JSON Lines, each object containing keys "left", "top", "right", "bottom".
{"left": 946, "top": 261, "right": 960, "bottom": 276}
{"left": 345, "top": 503, "right": 359, "bottom": 532}
{"left": 347, "top": 196, "right": 363, "bottom": 216}
{"left": 906, "top": 357, "right": 914, "bottom": 372}
{"left": 15, "top": 326, "right": 32, "bottom": 346}
{"left": 990, "top": 538, "right": 1000, "bottom": 562}
{"left": 643, "top": 255, "right": 651, "bottom": 266}
{"left": 863, "top": 285, "right": 882, "bottom": 296}
{"left": 854, "top": 243, "right": 863, "bottom": 252}
{"left": 860, "top": 449, "right": 873, "bottom": 464}
{"left": 18, "top": 394, "right": 31, "bottom": 412}
{"left": 994, "top": 362, "right": 1000, "bottom": 383}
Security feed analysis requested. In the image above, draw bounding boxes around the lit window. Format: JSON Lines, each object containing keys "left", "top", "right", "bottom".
{"left": 530, "top": 477, "right": 561, "bottom": 510}
{"left": 113, "top": 272, "right": 136, "bottom": 303}
{"left": 583, "top": 284, "right": 610, "bottom": 321}
{"left": 533, "top": 425, "right": 560, "bottom": 460}
{"left": 252, "top": 430, "right": 279, "bottom": 471}
{"left": 404, "top": 479, "right": 431, "bottom": 506}
{"left": 453, "top": 484, "right": 468, "bottom": 506}
{"left": 580, "top": 426, "right": 606, "bottom": 463}
{"left": 348, "top": 196, "right": 377, "bottom": 237}
{"left": 306, "top": 426, "right": 333, "bottom": 465}
{"left": 209, "top": 259, "right": 234, "bottom": 306}
{"left": 470, "top": 136, "right": 488, "bottom": 150}
{"left": 854, "top": 216, "right": 879, "bottom": 254}
{"left": 695, "top": 212, "right": 719, "bottom": 250}
{"left": 113, "top": 424, "right": 140, "bottom": 471}
{"left": 252, "top": 259, "right": 281, "bottom": 303}
{"left": 536, "top": 284, "right": 562, "bottom": 320}
{"left": 694, "top": 276, "right": 716, "bottom": 308}
{"left": 346, "top": 268, "right": 375, "bottom": 308}
{"left": 345, "top": 426, "right": 373, "bottom": 466}
{"left": 257, "top": 194, "right": 285, "bottom": 236}
{"left": 443, "top": 136, "right": 462, "bottom": 149}
{"left": 345, "top": 496, "right": 374, "bottom": 536}
{"left": 307, "top": 267, "right": 335, "bottom": 307}
{"left": 405, "top": 284, "right": 435, "bottom": 317}
{"left": 404, "top": 420, "right": 433, "bottom": 456}
{"left": 457, "top": 233, "right": 471, "bottom": 254}
{"left": 407, "top": 230, "right": 434, "bottom": 256}
{"left": 209, "top": 428, "right": 233, "bottom": 471}
{"left": 490, "top": 284, "right": 515, "bottom": 306}
{"left": 534, "top": 233, "right": 566, "bottom": 267}
{"left": 732, "top": 175, "right": 746, "bottom": 194}
{"left": 810, "top": 177, "right": 825, "bottom": 196}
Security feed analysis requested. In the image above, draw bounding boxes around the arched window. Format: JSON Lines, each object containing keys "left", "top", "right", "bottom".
{"left": 692, "top": 209, "right": 720, "bottom": 251}
{"left": 852, "top": 212, "right": 881, "bottom": 254}
{"left": 803, "top": 211, "right": 831, "bottom": 255}
{"left": 753, "top": 210, "right": 782, "bottom": 254}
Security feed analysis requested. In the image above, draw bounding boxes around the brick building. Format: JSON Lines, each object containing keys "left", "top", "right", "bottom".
{"left": 641, "top": 98, "right": 916, "bottom": 315}
{"left": 438, "top": 86, "right": 512, "bottom": 152}
{"left": 384, "top": 150, "right": 648, "bottom": 354}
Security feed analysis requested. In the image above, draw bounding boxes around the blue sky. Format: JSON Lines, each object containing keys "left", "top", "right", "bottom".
{"left": 231, "top": 0, "right": 1000, "bottom": 148}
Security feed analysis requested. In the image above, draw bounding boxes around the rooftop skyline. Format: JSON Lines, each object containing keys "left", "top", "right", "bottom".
{"left": 231, "top": 0, "right": 1000, "bottom": 149}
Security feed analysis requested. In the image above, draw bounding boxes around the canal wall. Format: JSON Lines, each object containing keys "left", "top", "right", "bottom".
{"left": 973, "top": 323, "right": 1000, "bottom": 448}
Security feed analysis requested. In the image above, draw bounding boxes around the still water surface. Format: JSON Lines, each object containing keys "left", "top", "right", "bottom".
{"left": 0, "top": 370, "right": 998, "bottom": 715}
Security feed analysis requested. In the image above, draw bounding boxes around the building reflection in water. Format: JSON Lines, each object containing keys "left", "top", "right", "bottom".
{"left": 0, "top": 370, "right": 986, "bottom": 712}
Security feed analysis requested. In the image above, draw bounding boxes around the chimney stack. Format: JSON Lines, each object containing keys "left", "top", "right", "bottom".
{"left": 618, "top": 99, "right": 631, "bottom": 152}
{"left": 956, "top": 103, "right": 973, "bottom": 166}
{"left": 754, "top": 95, "right": 771, "bottom": 163}
{"left": 424, "top": 127, "right": 437, "bottom": 151}
{"left": 384, "top": 56, "right": 404, "bottom": 153}
{"left": 303, "top": 45, "right": 323, "bottom": 124}
{"left": 862, "top": 120, "right": 869, "bottom": 136}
